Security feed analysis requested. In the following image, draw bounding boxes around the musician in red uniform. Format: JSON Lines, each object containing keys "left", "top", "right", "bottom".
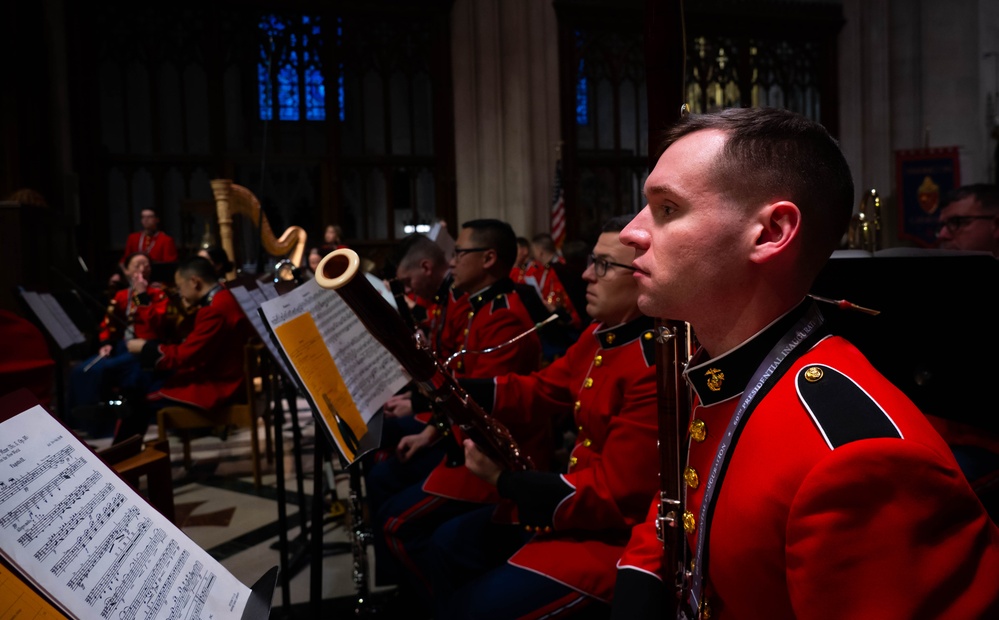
{"left": 531, "top": 232, "right": 584, "bottom": 332}
{"left": 610, "top": 107, "right": 999, "bottom": 619}
{"left": 67, "top": 251, "right": 173, "bottom": 428}
{"left": 509, "top": 236, "right": 535, "bottom": 284}
{"left": 122, "top": 256, "right": 253, "bottom": 438}
{"left": 366, "top": 233, "right": 472, "bottom": 558}
{"left": 374, "top": 219, "right": 544, "bottom": 610}
{"left": 425, "top": 215, "right": 659, "bottom": 619}
{"left": 121, "top": 208, "right": 178, "bottom": 264}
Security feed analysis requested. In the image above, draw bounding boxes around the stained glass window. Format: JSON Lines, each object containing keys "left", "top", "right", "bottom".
{"left": 575, "top": 31, "right": 589, "bottom": 126}
{"left": 258, "top": 14, "right": 327, "bottom": 121}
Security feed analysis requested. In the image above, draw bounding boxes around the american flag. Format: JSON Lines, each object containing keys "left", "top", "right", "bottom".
{"left": 550, "top": 158, "right": 566, "bottom": 249}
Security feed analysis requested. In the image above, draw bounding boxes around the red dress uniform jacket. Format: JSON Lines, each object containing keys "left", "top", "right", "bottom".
{"left": 538, "top": 259, "right": 584, "bottom": 330}
{"left": 509, "top": 260, "right": 536, "bottom": 285}
{"left": 615, "top": 302, "right": 999, "bottom": 619}
{"left": 141, "top": 287, "right": 253, "bottom": 411}
{"left": 426, "top": 273, "right": 470, "bottom": 363}
{"left": 122, "top": 230, "right": 178, "bottom": 263}
{"left": 422, "top": 278, "right": 544, "bottom": 503}
{"left": 486, "top": 318, "right": 659, "bottom": 601}
{"left": 98, "top": 285, "right": 172, "bottom": 344}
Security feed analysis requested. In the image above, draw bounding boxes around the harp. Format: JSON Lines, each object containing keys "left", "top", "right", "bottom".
{"left": 210, "top": 179, "right": 308, "bottom": 279}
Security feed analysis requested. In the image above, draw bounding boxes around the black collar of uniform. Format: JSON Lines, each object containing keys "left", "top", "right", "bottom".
{"left": 435, "top": 273, "right": 454, "bottom": 304}
{"left": 684, "top": 299, "right": 817, "bottom": 406}
{"left": 593, "top": 315, "right": 655, "bottom": 349}
{"left": 468, "top": 277, "right": 515, "bottom": 311}
{"left": 198, "top": 283, "right": 223, "bottom": 308}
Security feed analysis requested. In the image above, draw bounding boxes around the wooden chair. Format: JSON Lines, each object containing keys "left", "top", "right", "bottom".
{"left": 156, "top": 341, "right": 273, "bottom": 489}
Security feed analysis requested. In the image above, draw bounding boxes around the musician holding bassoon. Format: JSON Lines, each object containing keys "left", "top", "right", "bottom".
{"left": 365, "top": 233, "right": 472, "bottom": 570}
{"left": 427, "top": 215, "right": 660, "bottom": 619}
{"left": 372, "top": 219, "right": 547, "bottom": 612}
{"left": 610, "top": 107, "right": 999, "bottom": 619}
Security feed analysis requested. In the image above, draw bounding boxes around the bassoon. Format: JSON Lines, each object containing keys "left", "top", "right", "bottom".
{"left": 646, "top": 0, "right": 692, "bottom": 614}
{"left": 314, "top": 248, "right": 532, "bottom": 472}
{"left": 655, "top": 321, "right": 693, "bottom": 612}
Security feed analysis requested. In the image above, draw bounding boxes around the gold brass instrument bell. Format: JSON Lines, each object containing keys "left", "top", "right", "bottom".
{"left": 848, "top": 188, "right": 882, "bottom": 252}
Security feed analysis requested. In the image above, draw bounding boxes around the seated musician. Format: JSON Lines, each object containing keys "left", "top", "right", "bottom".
{"left": 509, "top": 236, "right": 534, "bottom": 283}
{"left": 531, "top": 232, "right": 588, "bottom": 361}
{"left": 118, "top": 256, "right": 253, "bottom": 440}
{"left": 427, "top": 215, "right": 659, "bottom": 619}
{"left": 364, "top": 233, "right": 471, "bottom": 532}
{"left": 67, "top": 251, "right": 173, "bottom": 435}
{"left": 372, "top": 219, "right": 545, "bottom": 610}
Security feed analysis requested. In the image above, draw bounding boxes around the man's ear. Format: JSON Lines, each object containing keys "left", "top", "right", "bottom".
{"left": 481, "top": 248, "right": 498, "bottom": 270}
{"left": 751, "top": 200, "right": 800, "bottom": 263}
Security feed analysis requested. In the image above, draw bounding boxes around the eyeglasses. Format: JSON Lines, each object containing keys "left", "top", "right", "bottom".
{"left": 453, "top": 246, "right": 490, "bottom": 258}
{"left": 937, "top": 215, "right": 995, "bottom": 234}
{"left": 587, "top": 254, "right": 638, "bottom": 278}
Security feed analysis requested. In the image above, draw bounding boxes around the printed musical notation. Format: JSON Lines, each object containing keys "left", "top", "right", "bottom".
{"left": 260, "top": 278, "right": 408, "bottom": 464}
{"left": 0, "top": 406, "right": 251, "bottom": 620}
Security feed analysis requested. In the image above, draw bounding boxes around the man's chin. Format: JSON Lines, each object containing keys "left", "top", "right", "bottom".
{"left": 636, "top": 296, "right": 666, "bottom": 320}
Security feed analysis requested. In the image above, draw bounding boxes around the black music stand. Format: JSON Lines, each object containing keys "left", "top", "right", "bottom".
{"left": 16, "top": 287, "right": 89, "bottom": 421}
{"left": 226, "top": 275, "right": 363, "bottom": 617}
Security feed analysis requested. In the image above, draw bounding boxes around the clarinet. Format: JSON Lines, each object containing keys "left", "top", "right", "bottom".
{"left": 346, "top": 465, "right": 371, "bottom": 613}
{"left": 655, "top": 319, "right": 693, "bottom": 615}
{"left": 315, "top": 248, "right": 533, "bottom": 472}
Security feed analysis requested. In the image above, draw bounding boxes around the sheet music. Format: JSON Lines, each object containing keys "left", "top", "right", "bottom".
{"left": 229, "top": 285, "right": 294, "bottom": 383}
{"left": 257, "top": 282, "right": 279, "bottom": 301}
{"left": 18, "top": 291, "right": 85, "bottom": 350}
{"left": 427, "top": 220, "right": 455, "bottom": 262}
{"left": 363, "top": 272, "right": 399, "bottom": 312}
{"left": 40, "top": 294, "right": 86, "bottom": 346}
{"left": 260, "top": 279, "right": 408, "bottom": 463}
{"left": 0, "top": 406, "right": 251, "bottom": 620}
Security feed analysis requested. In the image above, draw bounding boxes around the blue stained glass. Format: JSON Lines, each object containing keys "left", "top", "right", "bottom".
{"left": 576, "top": 63, "right": 588, "bottom": 125}
{"left": 278, "top": 57, "right": 299, "bottom": 120}
{"left": 258, "top": 13, "right": 327, "bottom": 122}
{"left": 338, "top": 64, "right": 345, "bottom": 122}
{"left": 575, "top": 30, "right": 588, "bottom": 126}
{"left": 337, "top": 19, "right": 345, "bottom": 122}
{"left": 259, "top": 14, "right": 284, "bottom": 36}
{"left": 305, "top": 65, "right": 326, "bottom": 120}
{"left": 258, "top": 61, "right": 273, "bottom": 120}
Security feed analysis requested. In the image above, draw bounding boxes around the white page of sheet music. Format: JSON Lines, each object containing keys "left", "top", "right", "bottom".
{"left": 0, "top": 406, "right": 251, "bottom": 620}
{"left": 229, "top": 284, "right": 294, "bottom": 382}
{"left": 260, "top": 278, "right": 409, "bottom": 424}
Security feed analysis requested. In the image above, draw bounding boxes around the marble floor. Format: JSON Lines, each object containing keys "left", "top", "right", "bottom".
{"left": 87, "top": 396, "right": 392, "bottom": 619}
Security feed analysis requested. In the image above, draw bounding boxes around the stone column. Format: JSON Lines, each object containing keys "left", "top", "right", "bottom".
{"left": 450, "top": 0, "right": 561, "bottom": 239}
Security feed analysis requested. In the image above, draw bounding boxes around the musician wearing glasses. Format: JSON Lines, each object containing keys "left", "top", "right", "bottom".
{"left": 421, "top": 215, "right": 659, "bottom": 619}
{"left": 365, "top": 233, "right": 473, "bottom": 587}
{"left": 610, "top": 108, "right": 999, "bottom": 619}
{"left": 935, "top": 183, "right": 999, "bottom": 257}
{"left": 374, "top": 219, "right": 547, "bottom": 612}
